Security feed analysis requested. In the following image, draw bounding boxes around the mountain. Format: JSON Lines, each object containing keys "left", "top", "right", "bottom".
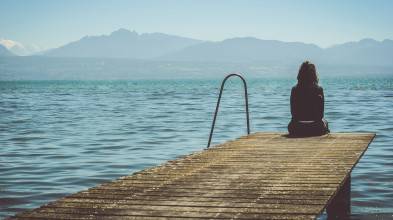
{"left": 324, "top": 38, "right": 393, "bottom": 65}
{"left": 9, "top": 44, "right": 41, "bottom": 56}
{"left": 0, "top": 38, "right": 41, "bottom": 56}
{"left": 159, "top": 37, "right": 323, "bottom": 63}
{"left": 43, "top": 29, "right": 203, "bottom": 59}
{"left": 160, "top": 37, "right": 393, "bottom": 65}
{"left": 0, "top": 45, "right": 16, "bottom": 56}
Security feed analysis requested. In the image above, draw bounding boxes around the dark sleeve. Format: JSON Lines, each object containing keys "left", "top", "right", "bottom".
{"left": 316, "top": 87, "right": 324, "bottom": 119}
{"left": 290, "top": 87, "right": 297, "bottom": 119}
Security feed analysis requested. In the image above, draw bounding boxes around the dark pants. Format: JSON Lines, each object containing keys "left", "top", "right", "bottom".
{"left": 288, "top": 119, "right": 329, "bottom": 136}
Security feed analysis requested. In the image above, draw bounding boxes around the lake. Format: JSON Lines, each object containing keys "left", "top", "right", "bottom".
{"left": 0, "top": 77, "right": 392, "bottom": 219}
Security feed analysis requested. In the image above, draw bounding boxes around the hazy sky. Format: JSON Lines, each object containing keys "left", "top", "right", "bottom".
{"left": 1, "top": 0, "right": 392, "bottom": 50}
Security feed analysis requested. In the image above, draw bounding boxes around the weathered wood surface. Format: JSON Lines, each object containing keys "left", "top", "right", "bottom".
{"left": 9, "top": 132, "right": 375, "bottom": 219}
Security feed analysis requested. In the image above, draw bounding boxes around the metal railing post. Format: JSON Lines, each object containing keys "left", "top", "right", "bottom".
{"left": 207, "top": 73, "right": 250, "bottom": 148}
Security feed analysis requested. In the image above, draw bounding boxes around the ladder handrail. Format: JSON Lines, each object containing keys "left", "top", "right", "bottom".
{"left": 207, "top": 73, "right": 250, "bottom": 148}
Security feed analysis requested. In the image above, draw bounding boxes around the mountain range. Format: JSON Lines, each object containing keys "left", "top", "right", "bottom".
{"left": 165, "top": 37, "right": 393, "bottom": 66}
{"left": 42, "top": 29, "right": 393, "bottom": 66}
{"left": 2, "top": 29, "right": 393, "bottom": 66}
{"left": 43, "top": 29, "right": 203, "bottom": 59}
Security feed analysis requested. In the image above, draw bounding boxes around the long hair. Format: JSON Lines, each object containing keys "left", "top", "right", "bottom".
{"left": 297, "top": 61, "right": 319, "bottom": 85}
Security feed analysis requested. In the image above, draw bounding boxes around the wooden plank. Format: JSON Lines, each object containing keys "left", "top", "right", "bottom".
{"left": 8, "top": 132, "right": 375, "bottom": 220}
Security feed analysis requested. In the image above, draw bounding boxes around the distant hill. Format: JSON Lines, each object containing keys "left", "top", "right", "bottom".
{"left": 160, "top": 37, "right": 393, "bottom": 66}
{"left": 323, "top": 38, "right": 393, "bottom": 65}
{"left": 159, "top": 37, "right": 323, "bottom": 63}
{"left": 0, "top": 45, "right": 16, "bottom": 56}
{"left": 43, "top": 29, "right": 203, "bottom": 59}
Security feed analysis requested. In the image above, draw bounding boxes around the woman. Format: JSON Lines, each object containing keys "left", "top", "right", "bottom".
{"left": 288, "top": 61, "right": 329, "bottom": 136}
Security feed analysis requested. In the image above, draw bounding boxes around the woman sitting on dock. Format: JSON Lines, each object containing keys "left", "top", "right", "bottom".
{"left": 288, "top": 61, "right": 330, "bottom": 136}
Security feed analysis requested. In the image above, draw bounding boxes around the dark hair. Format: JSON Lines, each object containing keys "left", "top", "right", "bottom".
{"left": 297, "top": 61, "right": 319, "bottom": 85}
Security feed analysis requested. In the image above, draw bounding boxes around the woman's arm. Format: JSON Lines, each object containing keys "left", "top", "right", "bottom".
{"left": 316, "top": 87, "right": 324, "bottom": 119}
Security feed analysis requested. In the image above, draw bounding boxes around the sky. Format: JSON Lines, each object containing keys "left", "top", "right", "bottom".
{"left": 1, "top": 0, "right": 393, "bottom": 52}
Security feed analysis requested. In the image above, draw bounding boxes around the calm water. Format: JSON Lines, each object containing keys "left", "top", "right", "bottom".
{"left": 0, "top": 78, "right": 392, "bottom": 219}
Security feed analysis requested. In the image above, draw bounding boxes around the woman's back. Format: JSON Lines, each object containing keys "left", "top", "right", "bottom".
{"left": 290, "top": 84, "right": 324, "bottom": 122}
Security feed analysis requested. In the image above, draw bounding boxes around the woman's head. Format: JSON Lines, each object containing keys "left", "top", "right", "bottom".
{"left": 297, "top": 61, "right": 319, "bottom": 85}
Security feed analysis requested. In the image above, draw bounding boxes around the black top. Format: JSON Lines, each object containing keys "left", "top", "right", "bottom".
{"left": 290, "top": 84, "right": 324, "bottom": 122}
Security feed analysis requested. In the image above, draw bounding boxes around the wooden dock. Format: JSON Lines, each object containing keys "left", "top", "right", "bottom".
{"left": 9, "top": 132, "right": 375, "bottom": 219}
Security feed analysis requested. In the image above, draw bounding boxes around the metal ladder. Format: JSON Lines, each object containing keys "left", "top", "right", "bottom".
{"left": 207, "top": 73, "right": 250, "bottom": 148}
